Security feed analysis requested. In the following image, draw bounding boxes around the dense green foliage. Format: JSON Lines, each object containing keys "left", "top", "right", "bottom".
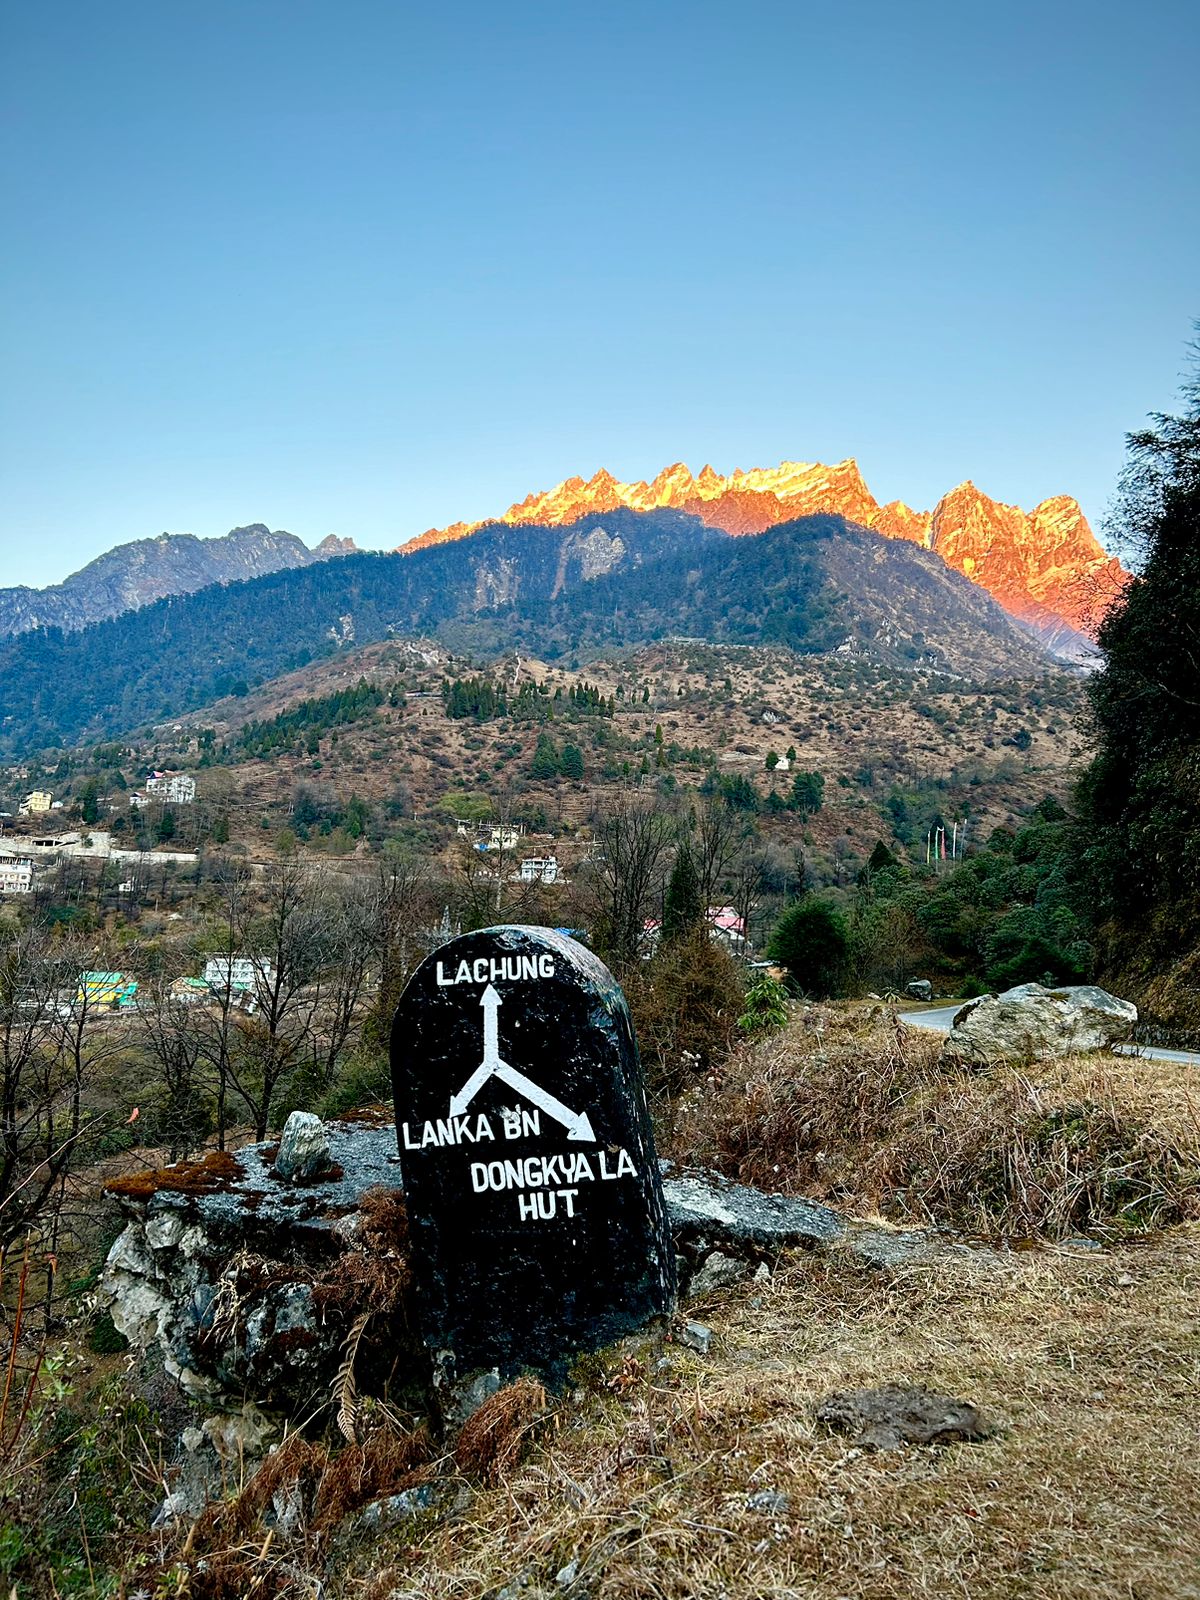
{"left": 443, "top": 675, "right": 507, "bottom": 720}
{"left": 1077, "top": 358, "right": 1200, "bottom": 983}
{"left": 849, "top": 801, "right": 1091, "bottom": 991}
{"left": 768, "top": 897, "right": 851, "bottom": 997}
{"left": 451, "top": 516, "right": 849, "bottom": 661}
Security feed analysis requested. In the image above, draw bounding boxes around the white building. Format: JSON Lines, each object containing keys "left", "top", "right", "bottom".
{"left": 144, "top": 772, "right": 196, "bottom": 805}
{"left": 203, "top": 956, "right": 276, "bottom": 994}
{"left": 0, "top": 849, "right": 34, "bottom": 895}
{"left": 519, "top": 855, "right": 560, "bottom": 884}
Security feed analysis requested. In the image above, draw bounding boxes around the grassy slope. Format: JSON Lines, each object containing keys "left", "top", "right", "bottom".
{"left": 12, "top": 1011, "right": 1199, "bottom": 1597}
{"left": 372, "top": 1232, "right": 1199, "bottom": 1600}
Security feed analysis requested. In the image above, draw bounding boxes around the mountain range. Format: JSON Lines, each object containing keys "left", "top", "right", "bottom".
{"left": 0, "top": 525, "right": 356, "bottom": 638}
{"left": 407, "top": 457, "right": 1125, "bottom": 644}
{"left": 0, "top": 508, "right": 1050, "bottom": 756}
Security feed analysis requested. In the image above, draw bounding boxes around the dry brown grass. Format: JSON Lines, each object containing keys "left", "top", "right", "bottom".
{"left": 340, "top": 1228, "right": 1200, "bottom": 1600}
{"left": 149, "top": 1423, "right": 436, "bottom": 1597}
{"left": 312, "top": 1426, "right": 433, "bottom": 1528}
{"left": 666, "top": 1008, "right": 1200, "bottom": 1240}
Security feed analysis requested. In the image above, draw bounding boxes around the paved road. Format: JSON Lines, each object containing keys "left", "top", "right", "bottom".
{"left": 900, "top": 1003, "right": 1200, "bottom": 1066}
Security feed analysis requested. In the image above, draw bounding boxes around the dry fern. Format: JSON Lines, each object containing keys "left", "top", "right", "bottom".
{"left": 453, "top": 1377, "right": 548, "bottom": 1486}
{"left": 333, "top": 1311, "right": 371, "bottom": 1444}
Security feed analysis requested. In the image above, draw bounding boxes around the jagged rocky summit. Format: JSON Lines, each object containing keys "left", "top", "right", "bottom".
{"left": 407, "top": 456, "right": 1124, "bottom": 643}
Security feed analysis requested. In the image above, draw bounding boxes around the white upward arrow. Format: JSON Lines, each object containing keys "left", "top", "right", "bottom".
{"left": 480, "top": 982, "right": 501, "bottom": 1065}
{"left": 447, "top": 985, "right": 503, "bottom": 1115}
{"left": 447, "top": 983, "right": 595, "bottom": 1141}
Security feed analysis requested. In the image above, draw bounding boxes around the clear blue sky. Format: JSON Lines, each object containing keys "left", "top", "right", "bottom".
{"left": 1, "top": 0, "right": 1197, "bottom": 587}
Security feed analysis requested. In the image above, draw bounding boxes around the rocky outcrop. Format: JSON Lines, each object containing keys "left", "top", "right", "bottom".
{"left": 940, "top": 983, "right": 1138, "bottom": 1067}
{"left": 99, "top": 1119, "right": 993, "bottom": 1525}
{"left": 100, "top": 1125, "right": 944, "bottom": 1413}
{"left": 404, "top": 457, "right": 1124, "bottom": 640}
{"left": 275, "top": 1111, "right": 333, "bottom": 1181}
{"left": 0, "top": 524, "right": 358, "bottom": 638}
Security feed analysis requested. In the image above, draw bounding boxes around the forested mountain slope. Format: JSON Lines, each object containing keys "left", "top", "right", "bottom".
{"left": 0, "top": 510, "right": 1047, "bottom": 755}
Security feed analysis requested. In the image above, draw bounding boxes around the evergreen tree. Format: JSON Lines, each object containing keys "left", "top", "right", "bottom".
{"left": 768, "top": 897, "right": 850, "bottom": 998}
{"left": 663, "top": 845, "right": 703, "bottom": 941}
{"left": 560, "top": 743, "right": 584, "bottom": 780}
{"left": 790, "top": 769, "right": 825, "bottom": 814}
{"left": 79, "top": 780, "right": 100, "bottom": 825}
{"left": 862, "top": 840, "right": 899, "bottom": 878}
{"left": 1078, "top": 348, "right": 1200, "bottom": 969}
{"left": 530, "top": 734, "right": 561, "bottom": 780}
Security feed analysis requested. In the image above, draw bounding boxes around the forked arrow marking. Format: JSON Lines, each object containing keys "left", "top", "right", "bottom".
{"left": 448, "top": 983, "right": 595, "bottom": 1141}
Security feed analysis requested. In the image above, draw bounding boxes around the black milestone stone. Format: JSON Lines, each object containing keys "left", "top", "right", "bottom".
{"left": 389, "top": 925, "right": 675, "bottom": 1389}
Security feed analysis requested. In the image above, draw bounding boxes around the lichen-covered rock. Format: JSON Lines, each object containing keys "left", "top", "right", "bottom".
{"left": 275, "top": 1111, "right": 332, "bottom": 1181}
{"left": 665, "top": 1167, "right": 845, "bottom": 1252}
{"left": 906, "top": 979, "right": 934, "bottom": 1002}
{"left": 101, "top": 1122, "right": 419, "bottom": 1416}
{"left": 686, "top": 1250, "right": 751, "bottom": 1299}
{"left": 941, "top": 982, "right": 1138, "bottom": 1067}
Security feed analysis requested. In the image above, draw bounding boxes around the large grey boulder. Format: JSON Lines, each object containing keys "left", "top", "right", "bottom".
{"left": 941, "top": 982, "right": 1137, "bottom": 1067}
{"left": 275, "top": 1111, "right": 331, "bottom": 1181}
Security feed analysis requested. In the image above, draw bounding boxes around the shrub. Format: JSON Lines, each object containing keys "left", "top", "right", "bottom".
{"left": 669, "top": 1009, "right": 1200, "bottom": 1239}
{"left": 768, "top": 898, "right": 850, "bottom": 998}
{"left": 737, "top": 972, "right": 789, "bottom": 1034}
{"left": 626, "top": 927, "right": 745, "bottom": 1096}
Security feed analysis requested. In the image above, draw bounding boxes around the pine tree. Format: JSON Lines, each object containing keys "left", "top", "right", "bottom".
{"left": 790, "top": 770, "right": 825, "bottom": 814}
{"left": 663, "top": 845, "right": 703, "bottom": 941}
{"left": 530, "top": 734, "right": 561, "bottom": 780}
{"left": 1078, "top": 348, "right": 1200, "bottom": 964}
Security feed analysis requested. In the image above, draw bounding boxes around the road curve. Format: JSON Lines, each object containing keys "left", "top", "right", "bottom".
{"left": 900, "top": 1003, "right": 1199, "bottom": 1066}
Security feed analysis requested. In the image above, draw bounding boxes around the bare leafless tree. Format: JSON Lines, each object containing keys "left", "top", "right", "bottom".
{"left": 309, "top": 876, "right": 379, "bottom": 1087}
{"left": 584, "top": 794, "right": 676, "bottom": 968}
{"left": 0, "top": 927, "right": 132, "bottom": 1256}
{"left": 727, "top": 847, "right": 769, "bottom": 957}
{"left": 690, "top": 798, "right": 754, "bottom": 912}
{"left": 226, "top": 859, "right": 324, "bottom": 1138}
{"left": 193, "top": 860, "right": 252, "bottom": 1147}
{"left": 135, "top": 978, "right": 211, "bottom": 1160}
